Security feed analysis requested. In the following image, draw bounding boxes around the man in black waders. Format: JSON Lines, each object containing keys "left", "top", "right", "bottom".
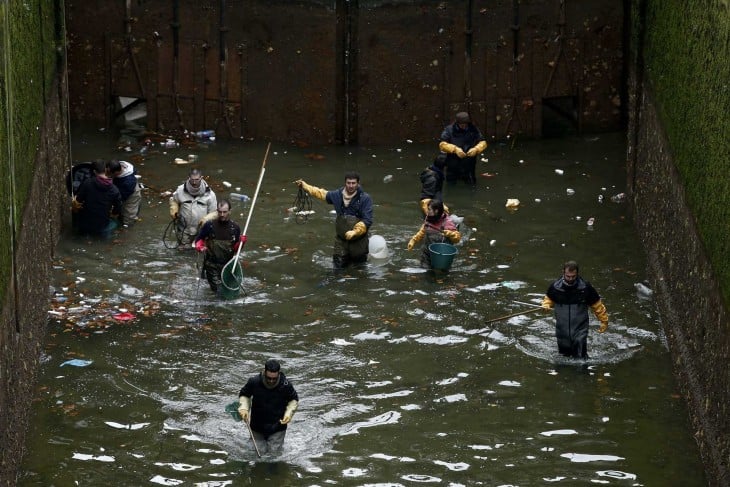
{"left": 237, "top": 359, "right": 299, "bottom": 455}
{"left": 193, "top": 199, "right": 246, "bottom": 294}
{"left": 541, "top": 260, "right": 609, "bottom": 358}
{"left": 438, "top": 111, "right": 488, "bottom": 186}
{"left": 295, "top": 172, "right": 373, "bottom": 270}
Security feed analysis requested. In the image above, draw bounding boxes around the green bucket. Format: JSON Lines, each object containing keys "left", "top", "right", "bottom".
{"left": 220, "top": 259, "right": 244, "bottom": 300}
{"left": 428, "top": 242, "right": 458, "bottom": 271}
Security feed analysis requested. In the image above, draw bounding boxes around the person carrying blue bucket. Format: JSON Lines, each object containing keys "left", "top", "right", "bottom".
{"left": 407, "top": 199, "right": 460, "bottom": 269}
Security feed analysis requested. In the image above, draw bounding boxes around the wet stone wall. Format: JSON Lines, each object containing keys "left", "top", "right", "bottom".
{"left": 0, "top": 84, "right": 69, "bottom": 486}
{"left": 629, "top": 88, "right": 730, "bottom": 486}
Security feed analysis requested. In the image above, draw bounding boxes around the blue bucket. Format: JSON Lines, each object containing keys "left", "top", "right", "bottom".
{"left": 428, "top": 242, "right": 458, "bottom": 271}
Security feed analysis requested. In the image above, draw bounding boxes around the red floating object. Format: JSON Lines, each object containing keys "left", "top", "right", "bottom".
{"left": 112, "top": 312, "right": 136, "bottom": 321}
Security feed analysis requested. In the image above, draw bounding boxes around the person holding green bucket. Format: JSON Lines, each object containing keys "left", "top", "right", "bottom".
{"left": 194, "top": 199, "right": 246, "bottom": 296}
{"left": 407, "top": 199, "right": 461, "bottom": 270}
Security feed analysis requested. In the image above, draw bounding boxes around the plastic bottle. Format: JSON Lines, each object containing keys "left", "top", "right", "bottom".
{"left": 383, "top": 174, "right": 393, "bottom": 183}
{"left": 598, "top": 194, "right": 604, "bottom": 203}
{"left": 610, "top": 192, "right": 626, "bottom": 203}
{"left": 195, "top": 130, "right": 215, "bottom": 140}
{"left": 230, "top": 193, "right": 250, "bottom": 202}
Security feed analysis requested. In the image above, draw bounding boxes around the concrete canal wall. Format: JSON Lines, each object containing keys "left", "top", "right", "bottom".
{"left": 0, "top": 1, "right": 69, "bottom": 485}
{"left": 626, "top": 2, "right": 729, "bottom": 485}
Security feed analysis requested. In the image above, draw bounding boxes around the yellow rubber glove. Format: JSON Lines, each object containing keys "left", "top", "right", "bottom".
{"left": 442, "top": 229, "right": 461, "bottom": 243}
{"left": 590, "top": 300, "right": 609, "bottom": 333}
{"left": 345, "top": 221, "right": 367, "bottom": 240}
{"left": 466, "top": 140, "right": 488, "bottom": 158}
{"left": 438, "top": 141, "right": 457, "bottom": 154}
{"left": 169, "top": 198, "right": 180, "bottom": 219}
{"left": 439, "top": 141, "right": 466, "bottom": 158}
{"left": 71, "top": 196, "right": 83, "bottom": 212}
{"left": 295, "top": 179, "right": 327, "bottom": 200}
{"left": 408, "top": 226, "right": 425, "bottom": 250}
{"left": 280, "top": 400, "right": 299, "bottom": 424}
{"left": 419, "top": 198, "right": 431, "bottom": 215}
{"left": 237, "top": 396, "right": 251, "bottom": 422}
{"left": 541, "top": 296, "right": 554, "bottom": 310}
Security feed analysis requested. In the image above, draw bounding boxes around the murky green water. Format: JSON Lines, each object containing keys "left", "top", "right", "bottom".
{"left": 19, "top": 128, "right": 706, "bottom": 485}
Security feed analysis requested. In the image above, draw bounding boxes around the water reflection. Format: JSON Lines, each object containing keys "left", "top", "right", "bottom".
{"left": 18, "top": 130, "right": 706, "bottom": 485}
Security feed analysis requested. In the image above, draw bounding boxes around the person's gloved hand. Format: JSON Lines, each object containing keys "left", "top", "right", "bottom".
{"left": 234, "top": 234, "right": 247, "bottom": 251}
{"left": 280, "top": 400, "right": 299, "bottom": 425}
{"left": 407, "top": 238, "right": 416, "bottom": 251}
{"left": 345, "top": 222, "right": 367, "bottom": 240}
{"left": 171, "top": 212, "right": 178, "bottom": 220}
{"left": 295, "top": 179, "right": 305, "bottom": 187}
{"left": 541, "top": 296, "right": 554, "bottom": 310}
{"left": 442, "top": 229, "right": 461, "bottom": 242}
{"left": 466, "top": 147, "right": 478, "bottom": 157}
{"left": 194, "top": 239, "right": 206, "bottom": 253}
{"left": 237, "top": 396, "right": 251, "bottom": 422}
{"left": 598, "top": 321, "right": 608, "bottom": 333}
{"left": 71, "top": 196, "right": 83, "bottom": 212}
{"left": 454, "top": 147, "right": 467, "bottom": 158}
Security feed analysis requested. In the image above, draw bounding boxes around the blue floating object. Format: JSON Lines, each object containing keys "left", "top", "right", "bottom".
{"left": 60, "top": 359, "right": 93, "bottom": 367}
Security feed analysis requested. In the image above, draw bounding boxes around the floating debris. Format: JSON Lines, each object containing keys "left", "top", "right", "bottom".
{"left": 60, "top": 359, "right": 93, "bottom": 367}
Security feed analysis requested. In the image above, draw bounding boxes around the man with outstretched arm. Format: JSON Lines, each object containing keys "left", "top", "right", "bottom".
{"left": 542, "top": 260, "right": 609, "bottom": 358}
{"left": 237, "top": 359, "right": 299, "bottom": 455}
{"left": 295, "top": 171, "right": 374, "bottom": 270}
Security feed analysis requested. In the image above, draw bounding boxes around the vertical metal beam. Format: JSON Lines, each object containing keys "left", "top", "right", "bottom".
{"left": 171, "top": 0, "right": 184, "bottom": 129}
{"left": 464, "top": 0, "right": 473, "bottom": 108}
{"left": 218, "top": 0, "right": 233, "bottom": 137}
{"left": 335, "top": 0, "right": 358, "bottom": 145}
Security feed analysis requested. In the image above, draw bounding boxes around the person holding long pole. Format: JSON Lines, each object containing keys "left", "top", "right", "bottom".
{"left": 541, "top": 260, "right": 609, "bottom": 358}
{"left": 193, "top": 199, "right": 246, "bottom": 296}
{"left": 237, "top": 359, "right": 299, "bottom": 456}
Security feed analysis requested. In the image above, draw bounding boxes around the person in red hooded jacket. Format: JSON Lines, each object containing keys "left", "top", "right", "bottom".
{"left": 407, "top": 199, "right": 461, "bottom": 268}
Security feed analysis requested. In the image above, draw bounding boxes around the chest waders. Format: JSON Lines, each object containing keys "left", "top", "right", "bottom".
{"left": 203, "top": 223, "right": 235, "bottom": 293}
{"left": 334, "top": 214, "right": 369, "bottom": 269}
{"left": 421, "top": 223, "right": 447, "bottom": 268}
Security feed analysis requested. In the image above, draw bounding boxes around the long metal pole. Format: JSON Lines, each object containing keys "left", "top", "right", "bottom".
{"left": 484, "top": 306, "right": 544, "bottom": 324}
{"left": 230, "top": 143, "right": 270, "bottom": 274}
{"left": 244, "top": 418, "right": 261, "bottom": 458}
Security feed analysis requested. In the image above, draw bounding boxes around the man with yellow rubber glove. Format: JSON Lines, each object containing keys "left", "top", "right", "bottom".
{"left": 407, "top": 199, "right": 461, "bottom": 269}
{"left": 541, "top": 260, "right": 609, "bottom": 359}
{"left": 438, "top": 111, "right": 488, "bottom": 186}
{"left": 295, "top": 171, "right": 374, "bottom": 270}
{"left": 169, "top": 168, "right": 217, "bottom": 248}
{"left": 238, "top": 359, "right": 299, "bottom": 455}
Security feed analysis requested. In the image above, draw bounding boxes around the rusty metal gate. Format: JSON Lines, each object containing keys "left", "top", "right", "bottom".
{"left": 66, "top": 0, "right": 624, "bottom": 145}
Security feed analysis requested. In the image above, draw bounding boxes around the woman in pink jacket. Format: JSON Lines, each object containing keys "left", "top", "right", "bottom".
{"left": 407, "top": 199, "right": 461, "bottom": 268}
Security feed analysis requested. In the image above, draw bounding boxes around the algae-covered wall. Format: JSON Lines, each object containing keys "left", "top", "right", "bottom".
{"left": 643, "top": 1, "right": 730, "bottom": 306}
{"left": 0, "top": 1, "right": 69, "bottom": 485}
{"left": 627, "top": 0, "right": 730, "bottom": 485}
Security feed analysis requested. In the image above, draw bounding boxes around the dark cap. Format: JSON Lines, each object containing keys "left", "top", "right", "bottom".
{"left": 455, "top": 112, "right": 470, "bottom": 124}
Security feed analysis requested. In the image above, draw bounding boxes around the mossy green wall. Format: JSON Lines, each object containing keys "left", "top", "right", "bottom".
{"left": 0, "top": 0, "right": 60, "bottom": 305}
{"left": 643, "top": 0, "right": 730, "bottom": 305}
